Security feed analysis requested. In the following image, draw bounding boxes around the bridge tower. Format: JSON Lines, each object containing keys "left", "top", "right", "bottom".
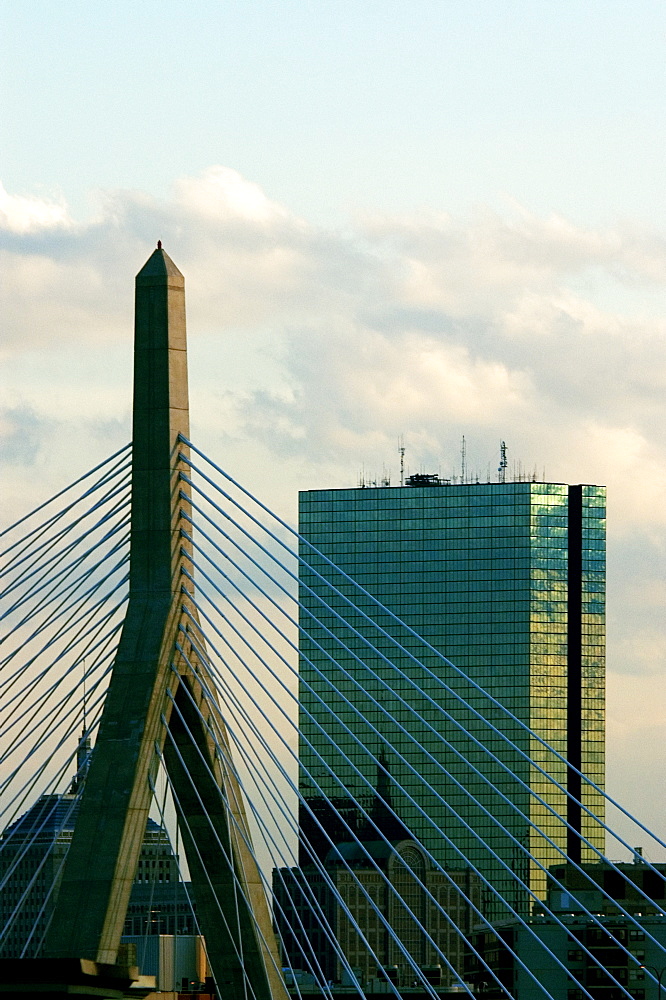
{"left": 4, "top": 247, "right": 286, "bottom": 999}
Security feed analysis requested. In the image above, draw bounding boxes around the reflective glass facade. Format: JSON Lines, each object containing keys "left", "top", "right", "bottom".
{"left": 298, "top": 483, "right": 605, "bottom": 921}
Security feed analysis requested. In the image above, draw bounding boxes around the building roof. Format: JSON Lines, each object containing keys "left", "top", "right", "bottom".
{"left": 1, "top": 793, "right": 164, "bottom": 843}
{"left": 324, "top": 838, "right": 425, "bottom": 869}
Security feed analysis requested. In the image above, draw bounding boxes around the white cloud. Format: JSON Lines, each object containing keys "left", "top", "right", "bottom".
{"left": 0, "top": 182, "right": 70, "bottom": 233}
{"left": 173, "top": 166, "right": 290, "bottom": 225}
{"left": 4, "top": 170, "right": 666, "bottom": 840}
{"left": 5, "top": 167, "right": 666, "bottom": 499}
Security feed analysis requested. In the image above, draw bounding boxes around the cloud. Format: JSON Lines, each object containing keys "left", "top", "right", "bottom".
{"left": 0, "top": 407, "right": 43, "bottom": 466}
{"left": 4, "top": 166, "right": 666, "bottom": 657}
{"left": 0, "top": 182, "right": 70, "bottom": 234}
{"left": 3, "top": 169, "right": 666, "bottom": 488}
{"left": 0, "top": 174, "right": 661, "bottom": 443}
{"left": 173, "top": 165, "right": 290, "bottom": 225}
{"left": 5, "top": 167, "right": 666, "bottom": 854}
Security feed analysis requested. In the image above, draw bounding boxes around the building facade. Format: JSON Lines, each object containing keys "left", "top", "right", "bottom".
{"left": 274, "top": 838, "right": 482, "bottom": 990}
{"left": 0, "top": 791, "right": 195, "bottom": 959}
{"left": 298, "top": 480, "right": 606, "bottom": 921}
{"left": 468, "top": 860, "right": 666, "bottom": 999}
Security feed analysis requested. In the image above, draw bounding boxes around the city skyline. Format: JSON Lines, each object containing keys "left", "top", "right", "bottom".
{"left": 3, "top": 2, "right": 666, "bottom": 858}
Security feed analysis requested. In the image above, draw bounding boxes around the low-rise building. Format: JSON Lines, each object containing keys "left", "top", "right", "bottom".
{"left": 274, "top": 838, "right": 482, "bottom": 991}
{"left": 467, "top": 861, "right": 666, "bottom": 999}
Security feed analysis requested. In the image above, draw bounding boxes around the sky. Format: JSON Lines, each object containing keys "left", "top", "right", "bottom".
{"left": 2, "top": 0, "right": 666, "bottom": 856}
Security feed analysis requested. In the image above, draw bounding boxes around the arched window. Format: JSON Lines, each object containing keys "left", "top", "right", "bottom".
{"left": 388, "top": 842, "right": 428, "bottom": 971}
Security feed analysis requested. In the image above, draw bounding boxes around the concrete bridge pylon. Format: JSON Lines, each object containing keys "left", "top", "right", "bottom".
{"left": 2, "top": 247, "right": 287, "bottom": 1000}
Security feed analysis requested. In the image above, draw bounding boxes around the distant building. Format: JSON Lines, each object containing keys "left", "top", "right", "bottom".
{"left": 0, "top": 785, "right": 195, "bottom": 959}
{"left": 122, "top": 817, "right": 196, "bottom": 937}
{"left": 274, "top": 837, "right": 482, "bottom": 991}
{"left": 0, "top": 792, "right": 81, "bottom": 959}
{"left": 546, "top": 858, "right": 666, "bottom": 919}
{"left": 467, "top": 860, "right": 666, "bottom": 999}
{"left": 298, "top": 479, "right": 606, "bottom": 919}
{"left": 121, "top": 934, "right": 209, "bottom": 993}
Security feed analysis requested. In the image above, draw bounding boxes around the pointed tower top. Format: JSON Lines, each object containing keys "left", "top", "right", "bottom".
{"left": 136, "top": 245, "right": 184, "bottom": 284}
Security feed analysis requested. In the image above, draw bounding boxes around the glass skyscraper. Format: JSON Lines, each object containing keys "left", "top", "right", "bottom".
{"left": 298, "top": 480, "right": 605, "bottom": 920}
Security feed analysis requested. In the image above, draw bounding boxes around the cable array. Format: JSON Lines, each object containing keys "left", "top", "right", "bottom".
{"left": 0, "top": 447, "right": 130, "bottom": 960}
{"left": 2, "top": 439, "right": 665, "bottom": 1000}
{"left": 173, "top": 440, "right": 666, "bottom": 1000}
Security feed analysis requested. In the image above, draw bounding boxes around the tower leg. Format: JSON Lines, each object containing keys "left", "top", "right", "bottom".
{"left": 166, "top": 679, "right": 283, "bottom": 1000}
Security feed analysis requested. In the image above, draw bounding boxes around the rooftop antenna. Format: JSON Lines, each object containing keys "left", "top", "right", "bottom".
{"left": 461, "top": 435, "right": 467, "bottom": 484}
{"left": 82, "top": 658, "right": 87, "bottom": 734}
{"left": 71, "top": 659, "right": 91, "bottom": 794}
{"left": 498, "top": 440, "right": 508, "bottom": 484}
{"left": 398, "top": 436, "right": 405, "bottom": 487}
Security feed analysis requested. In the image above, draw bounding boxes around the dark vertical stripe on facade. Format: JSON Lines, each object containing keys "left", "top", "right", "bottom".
{"left": 567, "top": 486, "right": 583, "bottom": 863}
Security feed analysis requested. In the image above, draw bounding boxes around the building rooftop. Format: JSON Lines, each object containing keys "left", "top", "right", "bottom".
{"left": 1, "top": 793, "right": 165, "bottom": 843}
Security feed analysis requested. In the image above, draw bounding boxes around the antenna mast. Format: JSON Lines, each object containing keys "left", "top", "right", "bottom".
{"left": 498, "top": 440, "right": 508, "bottom": 484}
{"left": 461, "top": 435, "right": 466, "bottom": 484}
{"left": 82, "top": 659, "right": 87, "bottom": 734}
{"left": 399, "top": 436, "right": 405, "bottom": 487}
